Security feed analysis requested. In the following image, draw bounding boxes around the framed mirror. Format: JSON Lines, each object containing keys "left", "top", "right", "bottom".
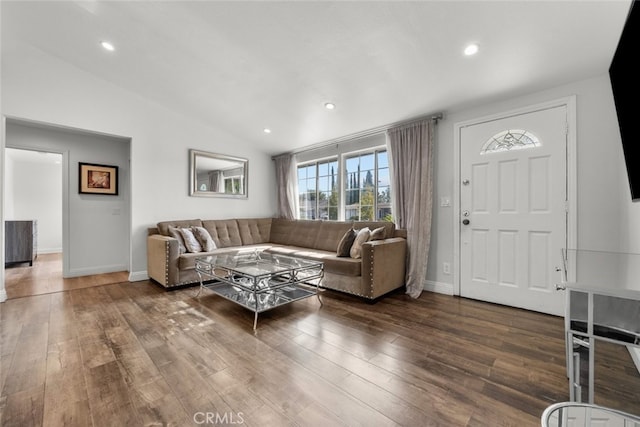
{"left": 189, "top": 149, "right": 248, "bottom": 198}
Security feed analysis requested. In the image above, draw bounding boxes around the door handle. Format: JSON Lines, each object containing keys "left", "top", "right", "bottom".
{"left": 462, "top": 219, "right": 470, "bottom": 225}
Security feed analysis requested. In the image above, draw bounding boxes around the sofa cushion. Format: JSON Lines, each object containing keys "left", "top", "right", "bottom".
{"left": 157, "top": 219, "right": 203, "bottom": 236}
{"left": 202, "top": 219, "right": 242, "bottom": 248}
{"left": 270, "top": 218, "right": 321, "bottom": 248}
{"left": 192, "top": 226, "right": 217, "bottom": 251}
{"left": 264, "top": 246, "right": 361, "bottom": 277}
{"left": 178, "top": 227, "right": 203, "bottom": 253}
{"left": 336, "top": 228, "right": 357, "bottom": 257}
{"left": 323, "top": 255, "right": 362, "bottom": 277}
{"left": 316, "top": 221, "right": 354, "bottom": 252}
{"left": 267, "top": 218, "right": 293, "bottom": 245}
{"left": 167, "top": 226, "right": 187, "bottom": 253}
{"left": 238, "top": 218, "right": 272, "bottom": 245}
{"left": 350, "top": 227, "right": 370, "bottom": 259}
{"left": 353, "top": 221, "right": 395, "bottom": 239}
{"left": 369, "top": 226, "right": 386, "bottom": 241}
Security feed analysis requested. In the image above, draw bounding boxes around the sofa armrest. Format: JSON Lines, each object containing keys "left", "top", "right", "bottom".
{"left": 361, "top": 237, "right": 407, "bottom": 299}
{"left": 147, "top": 234, "right": 180, "bottom": 287}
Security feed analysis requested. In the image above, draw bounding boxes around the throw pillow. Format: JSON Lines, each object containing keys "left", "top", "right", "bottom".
{"left": 336, "top": 228, "right": 357, "bottom": 257}
{"left": 192, "top": 226, "right": 217, "bottom": 252}
{"left": 350, "top": 227, "right": 371, "bottom": 259}
{"left": 369, "top": 226, "right": 386, "bottom": 241}
{"left": 168, "top": 226, "right": 187, "bottom": 254}
{"left": 177, "top": 227, "right": 203, "bottom": 253}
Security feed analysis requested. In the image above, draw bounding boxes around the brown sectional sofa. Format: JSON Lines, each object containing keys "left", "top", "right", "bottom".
{"left": 147, "top": 218, "right": 407, "bottom": 300}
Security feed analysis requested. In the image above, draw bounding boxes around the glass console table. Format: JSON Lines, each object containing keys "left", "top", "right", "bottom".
{"left": 194, "top": 250, "right": 323, "bottom": 330}
{"left": 542, "top": 402, "right": 640, "bottom": 426}
{"left": 558, "top": 249, "right": 640, "bottom": 404}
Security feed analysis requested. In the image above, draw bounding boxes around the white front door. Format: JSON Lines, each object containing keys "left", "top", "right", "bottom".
{"left": 459, "top": 105, "right": 567, "bottom": 316}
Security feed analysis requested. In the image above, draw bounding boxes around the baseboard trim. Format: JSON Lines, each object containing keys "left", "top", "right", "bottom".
{"left": 38, "top": 248, "right": 62, "bottom": 254}
{"left": 129, "top": 271, "right": 149, "bottom": 282}
{"left": 0, "top": 288, "right": 7, "bottom": 303}
{"left": 424, "top": 280, "right": 454, "bottom": 295}
{"left": 67, "top": 264, "right": 128, "bottom": 278}
{"left": 629, "top": 346, "right": 640, "bottom": 375}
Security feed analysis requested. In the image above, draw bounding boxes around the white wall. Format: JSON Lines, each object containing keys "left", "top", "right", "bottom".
{"left": 5, "top": 149, "right": 62, "bottom": 253}
{"left": 1, "top": 38, "right": 277, "bottom": 286}
{"left": 3, "top": 148, "right": 14, "bottom": 219}
{"left": 295, "top": 133, "right": 387, "bottom": 165}
{"left": 427, "top": 74, "right": 640, "bottom": 291}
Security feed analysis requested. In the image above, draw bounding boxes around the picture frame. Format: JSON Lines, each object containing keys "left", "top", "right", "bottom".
{"left": 79, "top": 162, "right": 119, "bottom": 195}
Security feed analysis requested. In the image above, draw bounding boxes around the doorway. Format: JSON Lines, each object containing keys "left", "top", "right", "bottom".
{"left": 4, "top": 148, "right": 62, "bottom": 298}
{"left": 454, "top": 98, "right": 576, "bottom": 316}
{"left": 4, "top": 148, "right": 63, "bottom": 254}
{"left": 2, "top": 119, "right": 132, "bottom": 300}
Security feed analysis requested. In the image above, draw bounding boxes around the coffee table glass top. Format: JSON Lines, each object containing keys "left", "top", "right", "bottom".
{"left": 196, "top": 250, "right": 322, "bottom": 280}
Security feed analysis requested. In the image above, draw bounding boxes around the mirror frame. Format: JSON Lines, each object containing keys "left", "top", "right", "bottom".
{"left": 189, "top": 149, "right": 248, "bottom": 198}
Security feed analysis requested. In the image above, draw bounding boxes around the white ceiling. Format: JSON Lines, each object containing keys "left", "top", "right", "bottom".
{"left": 1, "top": 1, "right": 632, "bottom": 155}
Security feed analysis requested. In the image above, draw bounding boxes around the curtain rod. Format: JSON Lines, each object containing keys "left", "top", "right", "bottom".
{"left": 273, "top": 112, "right": 443, "bottom": 159}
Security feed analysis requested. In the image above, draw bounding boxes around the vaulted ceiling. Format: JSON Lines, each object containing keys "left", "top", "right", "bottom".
{"left": 1, "top": 1, "right": 632, "bottom": 154}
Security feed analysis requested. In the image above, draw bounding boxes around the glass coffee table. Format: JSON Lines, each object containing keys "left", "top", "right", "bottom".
{"left": 194, "top": 250, "right": 324, "bottom": 330}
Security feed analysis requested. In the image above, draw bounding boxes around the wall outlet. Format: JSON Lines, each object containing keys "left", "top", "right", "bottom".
{"left": 443, "top": 262, "right": 451, "bottom": 275}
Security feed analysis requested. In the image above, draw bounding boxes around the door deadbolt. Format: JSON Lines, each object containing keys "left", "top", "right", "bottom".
{"left": 462, "top": 179, "right": 470, "bottom": 186}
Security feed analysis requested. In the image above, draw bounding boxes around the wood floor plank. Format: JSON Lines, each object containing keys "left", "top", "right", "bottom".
{"left": 338, "top": 372, "right": 448, "bottom": 426}
{"left": 2, "top": 322, "right": 49, "bottom": 396}
{"left": 1, "top": 386, "right": 44, "bottom": 427}
{"left": 83, "top": 360, "right": 141, "bottom": 426}
{"left": 43, "top": 339, "right": 92, "bottom": 427}
{"left": 127, "top": 377, "right": 193, "bottom": 426}
{"left": 0, "top": 294, "right": 50, "bottom": 355}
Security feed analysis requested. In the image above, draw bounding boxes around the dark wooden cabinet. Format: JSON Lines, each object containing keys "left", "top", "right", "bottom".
{"left": 4, "top": 220, "right": 37, "bottom": 266}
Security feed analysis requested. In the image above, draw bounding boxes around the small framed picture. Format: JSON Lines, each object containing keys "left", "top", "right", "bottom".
{"left": 79, "top": 162, "right": 118, "bottom": 195}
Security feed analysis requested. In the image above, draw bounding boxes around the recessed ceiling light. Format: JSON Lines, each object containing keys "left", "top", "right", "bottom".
{"left": 100, "top": 41, "right": 115, "bottom": 52}
{"left": 324, "top": 102, "right": 336, "bottom": 110}
{"left": 464, "top": 43, "right": 479, "bottom": 56}
{"left": 263, "top": 128, "right": 272, "bottom": 134}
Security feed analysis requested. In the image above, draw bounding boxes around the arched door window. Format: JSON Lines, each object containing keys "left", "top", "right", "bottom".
{"left": 480, "top": 129, "right": 541, "bottom": 155}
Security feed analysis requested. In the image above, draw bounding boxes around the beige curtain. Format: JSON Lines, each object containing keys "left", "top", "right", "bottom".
{"left": 208, "top": 170, "right": 224, "bottom": 192}
{"left": 386, "top": 119, "right": 434, "bottom": 298}
{"left": 274, "top": 153, "right": 298, "bottom": 219}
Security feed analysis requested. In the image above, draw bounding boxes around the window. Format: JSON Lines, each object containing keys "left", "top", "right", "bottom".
{"left": 481, "top": 129, "right": 541, "bottom": 155}
{"left": 297, "top": 159, "right": 339, "bottom": 220}
{"left": 344, "top": 150, "right": 391, "bottom": 221}
{"left": 224, "top": 176, "right": 243, "bottom": 194}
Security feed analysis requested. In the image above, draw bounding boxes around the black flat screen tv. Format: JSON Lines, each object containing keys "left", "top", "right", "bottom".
{"left": 609, "top": 0, "right": 640, "bottom": 201}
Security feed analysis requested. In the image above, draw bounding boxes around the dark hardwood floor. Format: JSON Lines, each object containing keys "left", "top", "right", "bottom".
{"left": 1, "top": 280, "right": 639, "bottom": 426}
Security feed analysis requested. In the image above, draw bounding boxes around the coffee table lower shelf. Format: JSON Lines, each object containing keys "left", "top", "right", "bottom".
{"left": 199, "top": 280, "right": 321, "bottom": 330}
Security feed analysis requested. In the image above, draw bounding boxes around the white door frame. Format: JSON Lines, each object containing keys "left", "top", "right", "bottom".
{"left": 452, "top": 96, "right": 577, "bottom": 296}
